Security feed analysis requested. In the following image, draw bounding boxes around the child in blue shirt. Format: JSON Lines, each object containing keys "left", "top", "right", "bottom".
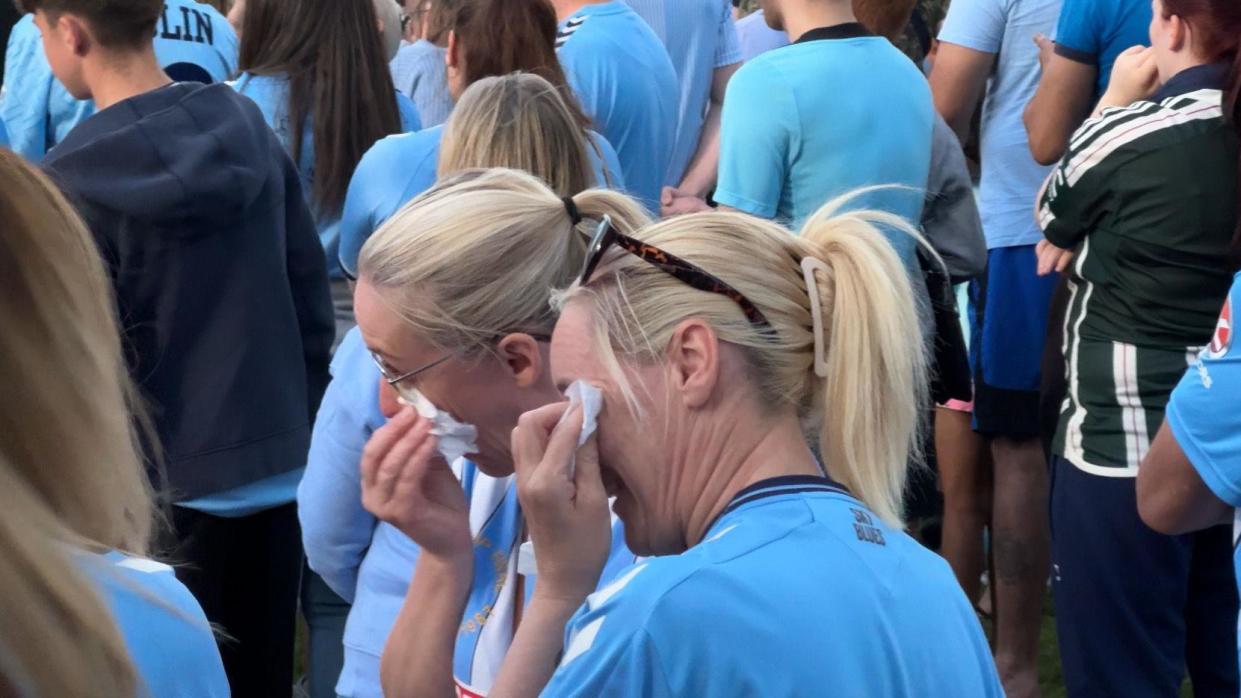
{"left": 1, "top": 0, "right": 237, "bottom": 160}
{"left": 556, "top": 1, "right": 678, "bottom": 211}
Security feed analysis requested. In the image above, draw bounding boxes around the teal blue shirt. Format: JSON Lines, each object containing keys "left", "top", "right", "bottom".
{"left": 544, "top": 477, "right": 1003, "bottom": 696}
{"left": 231, "top": 73, "right": 421, "bottom": 278}
{"left": 715, "top": 25, "right": 933, "bottom": 265}
{"left": 557, "top": 1, "right": 678, "bottom": 211}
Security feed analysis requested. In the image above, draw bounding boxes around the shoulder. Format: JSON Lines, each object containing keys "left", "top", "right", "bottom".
{"left": 1062, "top": 89, "right": 1228, "bottom": 180}
{"left": 8, "top": 13, "right": 39, "bottom": 43}
{"left": 363, "top": 126, "right": 443, "bottom": 170}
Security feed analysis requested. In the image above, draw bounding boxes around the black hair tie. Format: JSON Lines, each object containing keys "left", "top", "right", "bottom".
{"left": 562, "top": 196, "right": 583, "bottom": 225}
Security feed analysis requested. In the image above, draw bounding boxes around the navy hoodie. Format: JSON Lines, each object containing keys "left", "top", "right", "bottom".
{"left": 44, "top": 82, "right": 334, "bottom": 500}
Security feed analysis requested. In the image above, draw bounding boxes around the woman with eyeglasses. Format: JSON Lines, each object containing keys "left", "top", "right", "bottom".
{"left": 335, "top": 0, "right": 623, "bottom": 280}
{"left": 368, "top": 186, "right": 1004, "bottom": 696}
{"left": 297, "top": 75, "right": 618, "bottom": 698}
{"left": 302, "top": 165, "right": 644, "bottom": 698}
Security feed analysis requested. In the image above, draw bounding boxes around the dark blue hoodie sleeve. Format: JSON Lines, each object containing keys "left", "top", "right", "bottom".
{"left": 281, "top": 154, "right": 335, "bottom": 419}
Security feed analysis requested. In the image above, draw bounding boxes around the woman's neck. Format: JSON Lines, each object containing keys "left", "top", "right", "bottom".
{"left": 679, "top": 414, "right": 823, "bottom": 548}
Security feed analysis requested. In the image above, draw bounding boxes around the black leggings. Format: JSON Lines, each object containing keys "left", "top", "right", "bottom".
{"left": 164, "top": 503, "right": 303, "bottom": 698}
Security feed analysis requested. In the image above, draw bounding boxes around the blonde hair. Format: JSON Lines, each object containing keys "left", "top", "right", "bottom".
{"left": 438, "top": 73, "right": 599, "bottom": 196}
{"left": 358, "top": 168, "right": 650, "bottom": 354}
{"left": 559, "top": 199, "right": 928, "bottom": 527}
{"left": 0, "top": 151, "right": 154, "bottom": 694}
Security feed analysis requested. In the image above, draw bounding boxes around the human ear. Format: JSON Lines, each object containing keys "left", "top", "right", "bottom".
{"left": 497, "top": 333, "right": 544, "bottom": 389}
{"left": 664, "top": 319, "right": 719, "bottom": 410}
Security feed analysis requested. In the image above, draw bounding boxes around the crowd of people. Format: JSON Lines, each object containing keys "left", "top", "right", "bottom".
{"left": 0, "top": 0, "right": 1237, "bottom": 696}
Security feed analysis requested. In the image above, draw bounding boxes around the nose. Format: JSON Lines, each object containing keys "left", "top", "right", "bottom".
{"left": 378, "top": 379, "right": 402, "bottom": 419}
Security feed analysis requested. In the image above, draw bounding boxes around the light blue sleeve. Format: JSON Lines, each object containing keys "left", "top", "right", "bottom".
{"left": 587, "top": 130, "right": 626, "bottom": 191}
{"left": 714, "top": 61, "right": 793, "bottom": 219}
{"left": 937, "top": 0, "right": 1007, "bottom": 54}
{"left": 1052, "top": 0, "right": 1101, "bottom": 59}
{"left": 1165, "top": 281, "right": 1241, "bottom": 507}
{"left": 93, "top": 554, "right": 229, "bottom": 698}
{"left": 2, "top": 16, "right": 59, "bottom": 160}
{"left": 297, "top": 328, "right": 385, "bottom": 601}
{"left": 714, "top": 0, "right": 742, "bottom": 67}
{"left": 396, "top": 91, "right": 423, "bottom": 133}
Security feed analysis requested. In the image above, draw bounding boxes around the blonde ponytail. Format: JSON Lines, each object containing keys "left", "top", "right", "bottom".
{"left": 559, "top": 194, "right": 928, "bottom": 527}
{"left": 799, "top": 206, "right": 928, "bottom": 526}
{"left": 359, "top": 168, "right": 651, "bottom": 353}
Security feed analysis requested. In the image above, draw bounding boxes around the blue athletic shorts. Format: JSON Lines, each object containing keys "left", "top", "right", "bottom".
{"left": 968, "top": 245, "right": 1059, "bottom": 438}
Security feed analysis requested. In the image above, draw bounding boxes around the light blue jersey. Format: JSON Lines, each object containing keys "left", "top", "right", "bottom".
{"left": 390, "top": 39, "right": 454, "bottom": 128}
{"left": 938, "top": 0, "right": 1059, "bottom": 249}
{"left": 1, "top": 3, "right": 238, "bottom": 161}
{"left": 298, "top": 329, "right": 638, "bottom": 698}
{"left": 82, "top": 550, "right": 229, "bottom": 698}
{"left": 544, "top": 476, "right": 1003, "bottom": 697}
{"left": 230, "top": 73, "right": 421, "bottom": 279}
{"left": 716, "top": 25, "right": 933, "bottom": 266}
{"left": 1166, "top": 273, "right": 1241, "bottom": 672}
{"left": 556, "top": 1, "right": 678, "bottom": 211}
{"left": 336, "top": 125, "right": 624, "bottom": 278}
{"left": 622, "top": 0, "right": 741, "bottom": 184}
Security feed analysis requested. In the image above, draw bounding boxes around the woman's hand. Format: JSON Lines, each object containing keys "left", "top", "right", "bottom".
{"left": 1100, "top": 46, "right": 1160, "bottom": 110}
{"left": 512, "top": 402, "right": 612, "bottom": 605}
{"left": 1036, "top": 238, "right": 1075, "bottom": 276}
{"left": 361, "top": 407, "right": 472, "bottom": 560}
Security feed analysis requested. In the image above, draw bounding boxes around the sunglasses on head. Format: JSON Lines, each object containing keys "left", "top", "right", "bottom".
{"left": 578, "top": 216, "right": 773, "bottom": 332}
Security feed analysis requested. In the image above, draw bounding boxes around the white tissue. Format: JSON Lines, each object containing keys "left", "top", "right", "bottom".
{"left": 558, "top": 381, "right": 602, "bottom": 478}
{"left": 397, "top": 389, "right": 479, "bottom": 466}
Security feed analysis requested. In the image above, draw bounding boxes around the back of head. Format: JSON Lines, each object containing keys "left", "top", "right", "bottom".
{"left": 357, "top": 168, "right": 649, "bottom": 354}
{"left": 17, "top": 0, "right": 163, "bottom": 48}
{"left": 852, "top": 0, "right": 918, "bottom": 43}
{"left": 446, "top": 0, "right": 591, "bottom": 127}
{"left": 0, "top": 149, "right": 149, "bottom": 697}
{"left": 439, "top": 73, "right": 594, "bottom": 196}
{"left": 239, "top": 0, "right": 403, "bottom": 215}
{"left": 563, "top": 197, "right": 928, "bottom": 527}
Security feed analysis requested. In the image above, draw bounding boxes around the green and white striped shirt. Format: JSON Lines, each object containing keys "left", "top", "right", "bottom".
{"left": 1039, "top": 64, "right": 1239, "bottom": 476}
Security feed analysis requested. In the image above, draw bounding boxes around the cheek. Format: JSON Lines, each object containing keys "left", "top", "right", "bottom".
{"left": 378, "top": 380, "right": 402, "bottom": 418}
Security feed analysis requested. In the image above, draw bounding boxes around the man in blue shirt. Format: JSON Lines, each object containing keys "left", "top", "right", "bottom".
{"left": 930, "top": 0, "right": 1060, "bottom": 695}
{"left": 1139, "top": 274, "right": 1241, "bottom": 684}
{"left": 554, "top": 0, "right": 678, "bottom": 212}
{"left": 1023, "top": 0, "right": 1152, "bottom": 164}
{"left": 714, "top": 0, "right": 933, "bottom": 266}
{"left": 622, "top": 0, "right": 742, "bottom": 215}
{"left": 1, "top": 0, "right": 237, "bottom": 160}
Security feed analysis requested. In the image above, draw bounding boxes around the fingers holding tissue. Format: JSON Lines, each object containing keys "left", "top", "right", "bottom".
{"left": 512, "top": 381, "right": 611, "bottom": 601}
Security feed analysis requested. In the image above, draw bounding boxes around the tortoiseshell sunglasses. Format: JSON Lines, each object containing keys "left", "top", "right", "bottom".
{"left": 579, "top": 216, "right": 773, "bottom": 332}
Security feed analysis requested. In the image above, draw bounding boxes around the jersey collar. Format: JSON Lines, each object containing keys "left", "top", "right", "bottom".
{"left": 704, "top": 474, "right": 852, "bottom": 536}
{"left": 1152, "top": 62, "right": 1231, "bottom": 102}
{"left": 794, "top": 22, "right": 874, "bottom": 44}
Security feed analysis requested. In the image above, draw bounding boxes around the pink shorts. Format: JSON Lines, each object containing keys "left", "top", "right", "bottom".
{"left": 939, "top": 398, "right": 974, "bottom": 413}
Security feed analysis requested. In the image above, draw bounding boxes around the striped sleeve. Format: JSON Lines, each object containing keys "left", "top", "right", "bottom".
{"left": 714, "top": 0, "right": 742, "bottom": 68}
{"left": 1038, "top": 101, "right": 1157, "bottom": 247}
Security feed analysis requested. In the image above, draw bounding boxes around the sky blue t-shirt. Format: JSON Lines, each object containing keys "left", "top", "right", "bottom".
{"left": 231, "top": 73, "right": 421, "bottom": 279}
{"left": 1, "top": 2, "right": 238, "bottom": 161}
{"left": 1165, "top": 273, "right": 1241, "bottom": 672}
{"left": 1053, "top": 0, "right": 1152, "bottom": 96}
{"left": 557, "top": 1, "right": 678, "bottom": 211}
{"left": 543, "top": 476, "right": 1003, "bottom": 696}
{"left": 939, "top": 0, "right": 1059, "bottom": 249}
{"left": 622, "top": 0, "right": 742, "bottom": 185}
{"left": 336, "top": 125, "right": 625, "bottom": 278}
{"left": 715, "top": 26, "right": 933, "bottom": 265}
{"left": 390, "top": 39, "right": 454, "bottom": 128}
{"left": 735, "top": 9, "right": 789, "bottom": 61}
{"left": 82, "top": 550, "right": 229, "bottom": 698}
